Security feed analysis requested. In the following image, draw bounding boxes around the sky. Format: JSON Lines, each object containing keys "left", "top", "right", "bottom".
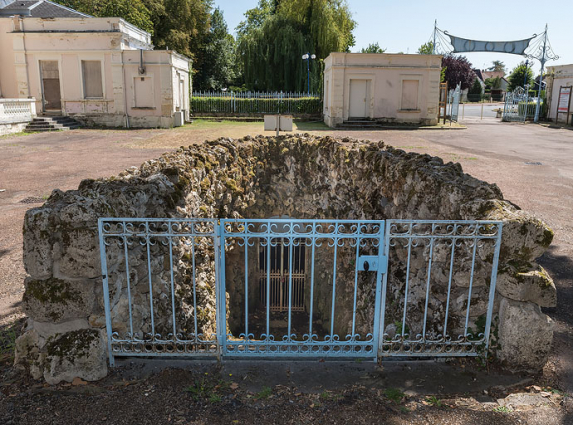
{"left": 213, "top": 0, "right": 572, "bottom": 76}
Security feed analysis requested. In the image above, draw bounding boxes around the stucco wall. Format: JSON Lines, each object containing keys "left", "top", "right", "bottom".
{"left": 0, "top": 16, "right": 190, "bottom": 128}
{"left": 323, "top": 53, "right": 442, "bottom": 127}
{"left": 547, "top": 64, "right": 573, "bottom": 124}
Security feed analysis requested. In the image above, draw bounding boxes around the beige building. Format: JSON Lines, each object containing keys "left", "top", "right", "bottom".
{"left": 322, "top": 53, "right": 442, "bottom": 127}
{"left": 546, "top": 64, "right": 573, "bottom": 124}
{"left": 0, "top": 0, "right": 191, "bottom": 128}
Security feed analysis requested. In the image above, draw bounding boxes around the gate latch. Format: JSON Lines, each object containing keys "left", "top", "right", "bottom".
{"left": 358, "top": 255, "right": 387, "bottom": 273}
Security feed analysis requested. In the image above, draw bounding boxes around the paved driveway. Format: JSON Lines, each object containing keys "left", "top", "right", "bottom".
{"left": 1, "top": 121, "right": 572, "bottom": 394}
{"left": 459, "top": 102, "right": 502, "bottom": 120}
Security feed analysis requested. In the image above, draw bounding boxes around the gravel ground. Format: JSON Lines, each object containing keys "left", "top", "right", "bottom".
{"left": 0, "top": 360, "right": 570, "bottom": 425}
{"left": 1, "top": 121, "right": 572, "bottom": 423}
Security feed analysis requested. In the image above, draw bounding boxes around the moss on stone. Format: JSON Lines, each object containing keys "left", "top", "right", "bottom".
{"left": 200, "top": 177, "right": 211, "bottom": 191}
{"left": 45, "top": 329, "right": 99, "bottom": 365}
{"left": 24, "top": 278, "right": 81, "bottom": 306}
{"left": 225, "top": 178, "right": 243, "bottom": 194}
{"left": 539, "top": 227, "right": 554, "bottom": 248}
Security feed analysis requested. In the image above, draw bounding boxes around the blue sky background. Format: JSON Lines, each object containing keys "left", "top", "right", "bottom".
{"left": 213, "top": 0, "right": 571, "bottom": 75}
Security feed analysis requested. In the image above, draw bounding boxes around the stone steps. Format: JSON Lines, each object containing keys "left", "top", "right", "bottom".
{"left": 25, "top": 116, "right": 81, "bottom": 132}
{"left": 337, "top": 119, "right": 388, "bottom": 129}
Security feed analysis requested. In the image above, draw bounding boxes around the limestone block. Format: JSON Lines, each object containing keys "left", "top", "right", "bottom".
{"left": 54, "top": 228, "right": 100, "bottom": 278}
{"left": 461, "top": 199, "right": 553, "bottom": 262}
{"left": 23, "top": 277, "right": 95, "bottom": 323}
{"left": 23, "top": 207, "right": 53, "bottom": 279}
{"left": 13, "top": 329, "right": 44, "bottom": 380}
{"left": 89, "top": 314, "right": 106, "bottom": 328}
{"left": 497, "top": 297, "right": 553, "bottom": 370}
{"left": 496, "top": 262, "right": 557, "bottom": 308}
{"left": 450, "top": 285, "right": 491, "bottom": 318}
{"left": 43, "top": 329, "right": 108, "bottom": 385}
{"left": 31, "top": 318, "right": 90, "bottom": 338}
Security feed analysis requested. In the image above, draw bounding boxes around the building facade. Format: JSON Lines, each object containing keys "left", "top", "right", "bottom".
{"left": 322, "top": 53, "right": 442, "bottom": 127}
{"left": 0, "top": 1, "right": 191, "bottom": 128}
{"left": 546, "top": 64, "right": 573, "bottom": 124}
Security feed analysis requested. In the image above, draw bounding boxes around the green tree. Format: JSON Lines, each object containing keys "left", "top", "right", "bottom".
{"left": 468, "top": 77, "right": 482, "bottom": 95}
{"left": 54, "top": 0, "right": 154, "bottom": 33}
{"left": 417, "top": 41, "right": 434, "bottom": 54}
{"left": 360, "top": 43, "right": 386, "bottom": 53}
{"left": 151, "top": 0, "right": 213, "bottom": 59}
{"left": 484, "top": 76, "right": 502, "bottom": 89}
{"left": 194, "top": 8, "right": 236, "bottom": 90}
{"left": 488, "top": 60, "right": 506, "bottom": 73}
{"left": 236, "top": 0, "right": 356, "bottom": 91}
{"left": 236, "top": 0, "right": 273, "bottom": 38}
{"left": 507, "top": 62, "right": 534, "bottom": 91}
{"left": 55, "top": 0, "right": 214, "bottom": 67}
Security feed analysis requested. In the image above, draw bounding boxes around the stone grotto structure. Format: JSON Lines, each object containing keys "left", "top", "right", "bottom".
{"left": 15, "top": 135, "right": 556, "bottom": 384}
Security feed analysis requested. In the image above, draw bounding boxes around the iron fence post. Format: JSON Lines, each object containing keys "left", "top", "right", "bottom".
{"left": 98, "top": 218, "right": 115, "bottom": 368}
{"left": 483, "top": 223, "right": 503, "bottom": 355}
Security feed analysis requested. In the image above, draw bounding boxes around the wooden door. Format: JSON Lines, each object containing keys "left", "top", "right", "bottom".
{"left": 40, "top": 61, "right": 61, "bottom": 111}
{"left": 349, "top": 79, "right": 368, "bottom": 118}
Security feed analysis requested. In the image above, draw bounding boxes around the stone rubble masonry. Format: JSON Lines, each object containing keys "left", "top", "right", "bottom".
{"left": 15, "top": 135, "right": 556, "bottom": 383}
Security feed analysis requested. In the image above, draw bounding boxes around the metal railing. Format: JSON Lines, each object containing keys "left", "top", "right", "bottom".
{"left": 98, "top": 218, "right": 503, "bottom": 365}
{"left": 380, "top": 220, "right": 502, "bottom": 356}
{"left": 191, "top": 91, "right": 322, "bottom": 115}
{"left": 0, "top": 98, "right": 36, "bottom": 124}
{"left": 503, "top": 87, "right": 541, "bottom": 122}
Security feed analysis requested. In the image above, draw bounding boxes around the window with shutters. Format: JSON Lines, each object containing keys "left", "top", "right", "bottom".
{"left": 82, "top": 61, "right": 103, "bottom": 98}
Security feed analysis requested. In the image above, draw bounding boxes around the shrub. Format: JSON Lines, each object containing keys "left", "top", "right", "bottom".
{"left": 191, "top": 96, "right": 322, "bottom": 115}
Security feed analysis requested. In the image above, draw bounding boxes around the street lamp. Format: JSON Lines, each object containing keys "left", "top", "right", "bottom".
{"left": 302, "top": 53, "right": 316, "bottom": 94}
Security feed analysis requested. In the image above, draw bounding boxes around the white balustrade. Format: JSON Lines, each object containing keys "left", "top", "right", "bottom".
{"left": 0, "top": 98, "right": 37, "bottom": 124}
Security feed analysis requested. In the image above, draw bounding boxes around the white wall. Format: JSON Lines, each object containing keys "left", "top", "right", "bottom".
{"left": 547, "top": 64, "right": 573, "bottom": 124}
{"left": 323, "top": 53, "right": 442, "bottom": 127}
{"left": 0, "top": 16, "right": 191, "bottom": 128}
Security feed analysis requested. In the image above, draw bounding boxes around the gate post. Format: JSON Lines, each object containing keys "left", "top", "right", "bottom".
{"left": 97, "top": 218, "right": 115, "bottom": 368}
{"left": 215, "top": 221, "right": 226, "bottom": 358}
{"left": 374, "top": 221, "right": 388, "bottom": 361}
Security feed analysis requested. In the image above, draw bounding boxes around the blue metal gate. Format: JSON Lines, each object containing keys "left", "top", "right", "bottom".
{"left": 98, "top": 218, "right": 502, "bottom": 366}
{"left": 220, "top": 219, "right": 386, "bottom": 358}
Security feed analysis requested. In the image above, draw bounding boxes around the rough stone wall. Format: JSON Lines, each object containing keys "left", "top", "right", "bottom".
{"left": 16, "top": 135, "right": 556, "bottom": 383}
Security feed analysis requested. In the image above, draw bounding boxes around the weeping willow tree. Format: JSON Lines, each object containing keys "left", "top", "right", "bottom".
{"left": 237, "top": 0, "right": 355, "bottom": 92}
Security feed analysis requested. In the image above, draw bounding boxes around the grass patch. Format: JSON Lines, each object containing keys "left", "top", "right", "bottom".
{"left": 319, "top": 390, "right": 341, "bottom": 401}
{"left": 182, "top": 118, "right": 329, "bottom": 132}
{"left": 255, "top": 386, "right": 272, "bottom": 400}
{"left": 185, "top": 378, "right": 228, "bottom": 403}
{"left": 493, "top": 405, "right": 512, "bottom": 413}
{"left": 294, "top": 120, "right": 330, "bottom": 131}
{"left": 0, "top": 131, "right": 35, "bottom": 142}
{"left": 384, "top": 387, "right": 405, "bottom": 404}
{"left": 182, "top": 119, "right": 258, "bottom": 130}
{"left": 0, "top": 320, "right": 22, "bottom": 365}
{"left": 425, "top": 396, "right": 442, "bottom": 407}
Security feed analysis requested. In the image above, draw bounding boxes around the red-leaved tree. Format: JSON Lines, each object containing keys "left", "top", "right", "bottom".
{"left": 442, "top": 54, "right": 475, "bottom": 90}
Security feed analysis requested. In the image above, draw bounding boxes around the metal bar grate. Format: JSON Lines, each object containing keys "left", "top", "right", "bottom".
{"left": 98, "top": 218, "right": 503, "bottom": 363}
